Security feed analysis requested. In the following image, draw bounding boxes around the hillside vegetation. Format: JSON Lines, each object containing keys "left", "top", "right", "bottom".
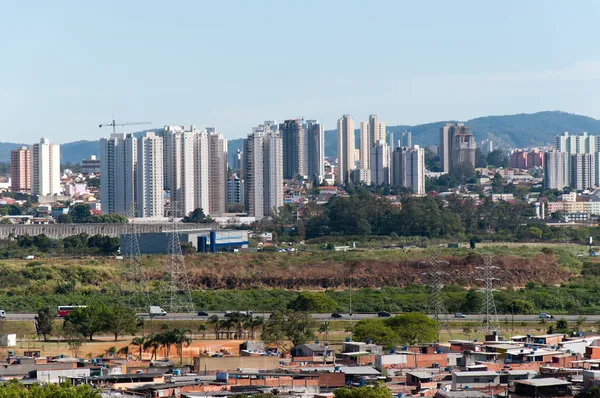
{"left": 1, "top": 246, "right": 600, "bottom": 314}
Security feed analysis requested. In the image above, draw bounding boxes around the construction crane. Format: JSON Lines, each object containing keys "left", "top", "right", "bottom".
{"left": 99, "top": 118, "right": 152, "bottom": 135}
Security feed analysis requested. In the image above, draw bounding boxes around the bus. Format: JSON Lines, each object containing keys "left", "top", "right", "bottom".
{"left": 57, "top": 305, "right": 87, "bottom": 317}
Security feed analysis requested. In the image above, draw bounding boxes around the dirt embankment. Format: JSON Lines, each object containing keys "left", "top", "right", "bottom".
{"left": 177, "top": 253, "right": 572, "bottom": 290}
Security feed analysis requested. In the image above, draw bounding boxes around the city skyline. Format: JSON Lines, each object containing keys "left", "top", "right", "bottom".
{"left": 2, "top": 1, "right": 600, "bottom": 143}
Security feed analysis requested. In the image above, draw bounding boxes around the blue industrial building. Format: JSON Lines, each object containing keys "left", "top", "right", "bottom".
{"left": 120, "top": 229, "right": 249, "bottom": 255}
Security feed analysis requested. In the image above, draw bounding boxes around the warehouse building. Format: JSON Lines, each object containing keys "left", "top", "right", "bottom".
{"left": 120, "top": 229, "right": 249, "bottom": 254}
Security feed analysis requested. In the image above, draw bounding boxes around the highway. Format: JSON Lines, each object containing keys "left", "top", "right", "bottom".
{"left": 4, "top": 312, "right": 600, "bottom": 322}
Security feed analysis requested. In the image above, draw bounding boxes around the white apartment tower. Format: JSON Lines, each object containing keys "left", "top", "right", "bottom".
{"left": 368, "top": 114, "right": 386, "bottom": 145}
{"left": 165, "top": 125, "right": 205, "bottom": 217}
{"left": 243, "top": 131, "right": 265, "bottom": 218}
{"left": 359, "top": 121, "right": 369, "bottom": 169}
{"left": 392, "top": 146, "right": 425, "bottom": 195}
{"left": 337, "top": 114, "right": 355, "bottom": 185}
{"left": 543, "top": 151, "right": 570, "bottom": 190}
{"left": 30, "top": 138, "right": 61, "bottom": 196}
{"left": 243, "top": 121, "right": 283, "bottom": 219}
{"left": 208, "top": 129, "right": 228, "bottom": 214}
{"left": 571, "top": 153, "right": 595, "bottom": 190}
{"left": 304, "top": 120, "right": 325, "bottom": 183}
{"left": 136, "top": 132, "right": 164, "bottom": 218}
{"left": 194, "top": 129, "right": 210, "bottom": 215}
{"left": 370, "top": 140, "right": 390, "bottom": 185}
{"left": 264, "top": 129, "right": 284, "bottom": 216}
{"left": 99, "top": 134, "right": 137, "bottom": 215}
{"left": 555, "top": 132, "right": 600, "bottom": 154}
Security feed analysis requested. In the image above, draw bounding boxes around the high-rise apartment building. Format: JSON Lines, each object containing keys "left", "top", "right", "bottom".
{"left": 305, "top": 120, "right": 324, "bottom": 183}
{"left": 555, "top": 132, "right": 600, "bottom": 154}
{"left": 100, "top": 133, "right": 137, "bottom": 215}
{"left": 280, "top": 119, "right": 305, "bottom": 179}
{"left": 243, "top": 121, "right": 283, "bottom": 219}
{"left": 368, "top": 114, "right": 386, "bottom": 145}
{"left": 509, "top": 150, "right": 528, "bottom": 169}
{"left": 439, "top": 123, "right": 474, "bottom": 172}
{"left": 136, "top": 132, "right": 164, "bottom": 218}
{"left": 10, "top": 146, "right": 30, "bottom": 192}
{"left": 264, "top": 130, "right": 284, "bottom": 216}
{"left": 571, "top": 153, "right": 595, "bottom": 190}
{"left": 543, "top": 151, "right": 570, "bottom": 190}
{"left": 392, "top": 146, "right": 425, "bottom": 195}
{"left": 527, "top": 151, "right": 544, "bottom": 168}
{"left": 30, "top": 138, "right": 61, "bottom": 196}
{"left": 359, "top": 121, "right": 369, "bottom": 169}
{"left": 481, "top": 139, "right": 494, "bottom": 154}
{"left": 208, "top": 129, "right": 227, "bottom": 214}
{"left": 370, "top": 140, "right": 390, "bottom": 185}
{"left": 336, "top": 114, "right": 355, "bottom": 185}
{"left": 165, "top": 125, "right": 208, "bottom": 217}
{"left": 227, "top": 174, "right": 245, "bottom": 207}
{"left": 399, "top": 131, "right": 412, "bottom": 148}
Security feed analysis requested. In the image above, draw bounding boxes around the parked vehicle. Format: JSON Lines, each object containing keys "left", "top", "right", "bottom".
{"left": 149, "top": 306, "right": 167, "bottom": 317}
{"left": 23, "top": 255, "right": 35, "bottom": 260}
{"left": 197, "top": 310, "right": 209, "bottom": 317}
{"left": 377, "top": 311, "right": 392, "bottom": 318}
{"left": 454, "top": 313, "right": 467, "bottom": 318}
{"left": 57, "top": 305, "right": 87, "bottom": 317}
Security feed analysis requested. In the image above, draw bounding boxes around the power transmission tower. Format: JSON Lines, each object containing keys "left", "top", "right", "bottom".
{"left": 476, "top": 255, "right": 500, "bottom": 333}
{"left": 425, "top": 252, "right": 452, "bottom": 340}
{"left": 165, "top": 201, "right": 195, "bottom": 313}
{"left": 122, "top": 203, "right": 150, "bottom": 309}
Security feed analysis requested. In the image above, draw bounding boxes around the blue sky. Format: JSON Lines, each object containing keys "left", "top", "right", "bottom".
{"left": 1, "top": 0, "right": 600, "bottom": 143}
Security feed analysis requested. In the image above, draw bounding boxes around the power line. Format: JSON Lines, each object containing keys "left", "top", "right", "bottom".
{"left": 121, "top": 202, "right": 150, "bottom": 310}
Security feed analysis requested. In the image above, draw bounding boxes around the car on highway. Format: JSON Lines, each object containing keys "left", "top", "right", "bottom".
{"left": 378, "top": 311, "right": 391, "bottom": 318}
{"left": 331, "top": 313, "right": 343, "bottom": 319}
{"left": 539, "top": 313, "right": 553, "bottom": 319}
{"left": 197, "top": 310, "right": 209, "bottom": 317}
{"left": 454, "top": 313, "right": 467, "bottom": 318}
{"left": 0, "top": 310, "right": 5, "bottom": 319}
{"left": 224, "top": 310, "right": 253, "bottom": 318}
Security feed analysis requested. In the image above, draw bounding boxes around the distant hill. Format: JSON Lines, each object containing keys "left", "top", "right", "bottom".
{"left": 2, "top": 111, "right": 600, "bottom": 163}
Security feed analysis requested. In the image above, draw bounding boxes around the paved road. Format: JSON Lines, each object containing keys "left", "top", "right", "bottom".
{"left": 5, "top": 312, "right": 600, "bottom": 322}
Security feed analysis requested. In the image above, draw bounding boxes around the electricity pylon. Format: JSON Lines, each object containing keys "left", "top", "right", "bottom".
{"left": 424, "top": 252, "right": 452, "bottom": 340}
{"left": 476, "top": 255, "right": 500, "bottom": 333}
{"left": 122, "top": 203, "right": 150, "bottom": 309}
{"left": 165, "top": 201, "right": 195, "bottom": 313}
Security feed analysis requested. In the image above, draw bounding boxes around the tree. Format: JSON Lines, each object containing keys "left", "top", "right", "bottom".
{"left": 64, "top": 306, "right": 109, "bottom": 341}
{"left": 352, "top": 319, "right": 398, "bottom": 348}
{"left": 287, "top": 292, "right": 338, "bottom": 313}
{"left": 173, "top": 328, "right": 192, "bottom": 363}
{"left": 131, "top": 337, "right": 146, "bottom": 359}
{"left": 208, "top": 315, "right": 221, "bottom": 340}
{"left": 486, "top": 149, "right": 506, "bottom": 167}
{"left": 182, "top": 208, "right": 214, "bottom": 224}
{"left": 228, "top": 203, "right": 246, "bottom": 213}
{"left": 334, "top": 384, "right": 392, "bottom": 398}
{"left": 576, "top": 386, "right": 600, "bottom": 398}
{"left": 555, "top": 318, "right": 569, "bottom": 333}
{"left": 261, "top": 311, "right": 315, "bottom": 351}
{"left": 34, "top": 306, "right": 55, "bottom": 341}
{"left": 117, "top": 345, "right": 130, "bottom": 358}
{"left": 57, "top": 213, "right": 73, "bottom": 224}
{"left": 144, "top": 335, "right": 161, "bottom": 360}
{"left": 0, "top": 380, "right": 101, "bottom": 397}
{"left": 105, "top": 307, "right": 138, "bottom": 341}
{"left": 385, "top": 313, "right": 439, "bottom": 345}
{"left": 318, "top": 322, "right": 331, "bottom": 341}
{"left": 70, "top": 204, "right": 92, "bottom": 223}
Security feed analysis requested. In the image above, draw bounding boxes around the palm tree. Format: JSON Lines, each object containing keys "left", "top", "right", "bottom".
{"left": 117, "top": 345, "right": 130, "bottom": 358}
{"left": 131, "top": 337, "right": 145, "bottom": 360}
{"left": 230, "top": 313, "right": 250, "bottom": 339}
{"left": 137, "top": 317, "right": 146, "bottom": 337}
{"left": 208, "top": 315, "right": 220, "bottom": 340}
{"left": 173, "top": 328, "right": 193, "bottom": 364}
{"left": 246, "top": 317, "right": 264, "bottom": 340}
{"left": 319, "top": 322, "right": 330, "bottom": 341}
{"left": 143, "top": 335, "right": 160, "bottom": 360}
{"left": 221, "top": 319, "right": 234, "bottom": 340}
{"left": 106, "top": 346, "right": 117, "bottom": 358}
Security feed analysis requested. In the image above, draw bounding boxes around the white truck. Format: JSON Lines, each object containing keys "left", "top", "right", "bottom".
{"left": 149, "top": 306, "right": 167, "bottom": 317}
